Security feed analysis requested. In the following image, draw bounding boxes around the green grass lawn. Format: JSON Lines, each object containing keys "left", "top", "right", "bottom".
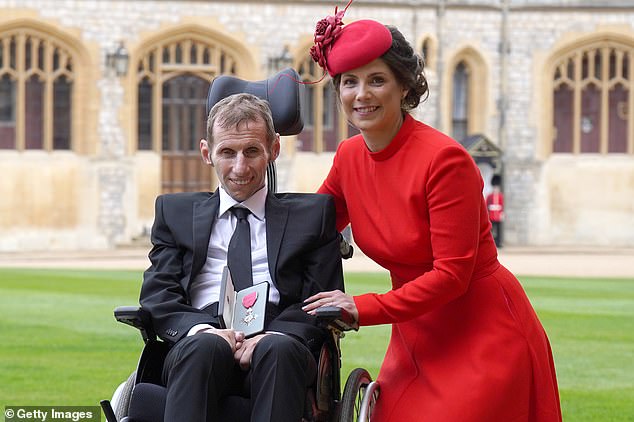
{"left": 1, "top": 268, "right": 633, "bottom": 421}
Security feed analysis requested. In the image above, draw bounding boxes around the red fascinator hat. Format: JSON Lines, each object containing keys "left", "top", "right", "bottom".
{"left": 325, "top": 20, "right": 392, "bottom": 76}
{"left": 310, "top": 2, "right": 392, "bottom": 77}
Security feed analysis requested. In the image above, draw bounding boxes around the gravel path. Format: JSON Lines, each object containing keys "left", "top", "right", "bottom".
{"left": 1, "top": 246, "right": 632, "bottom": 278}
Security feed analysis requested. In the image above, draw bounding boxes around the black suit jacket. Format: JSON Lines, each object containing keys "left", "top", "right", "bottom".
{"left": 139, "top": 190, "right": 344, "bottom": 354}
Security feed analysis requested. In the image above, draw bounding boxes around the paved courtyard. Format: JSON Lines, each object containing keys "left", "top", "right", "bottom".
{"left": 0, "top": 245, "right": 632, "bottom": 278}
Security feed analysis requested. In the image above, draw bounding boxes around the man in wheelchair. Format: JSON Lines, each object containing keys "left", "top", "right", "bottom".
{"left": 137, "top": 92, "right": 344, "bottom": 422}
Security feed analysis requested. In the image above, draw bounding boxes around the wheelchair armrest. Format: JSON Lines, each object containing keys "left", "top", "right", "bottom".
{"left": 114, "top": 306, "right": 155, "bottom": 342}
{"left": 315, "top": 306, "right": 358, "bottom": 332}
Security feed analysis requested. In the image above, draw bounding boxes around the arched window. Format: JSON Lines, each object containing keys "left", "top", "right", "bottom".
{"left": 296, "top": 54, "right": 358, "bottom": 153}
{"left": 552, "top": 41, "right": 633, "bottom": 154}
{"left": 420, "top": 35, "right": 437, "bottom": 70}
{"left": 444, "top": 48, "right": 487, "bottom": 141}
{"left": 0, "top": 30, "right": 75, "bottom": 150}
{"left": 136, "top": 33, "right": 244, "bottom": 192}
{"left": 422, "top": 39, "right": 430, "bottom": 65}
{"left": 452, "top": 61, "right": 469, "bottom": 142}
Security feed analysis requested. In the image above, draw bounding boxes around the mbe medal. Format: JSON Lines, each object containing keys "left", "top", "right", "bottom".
{"left": 234, "top": 281, "right": 269, "bottom": 337}
{"left": 242, "top": 291, "right": 258, "bottom": 326}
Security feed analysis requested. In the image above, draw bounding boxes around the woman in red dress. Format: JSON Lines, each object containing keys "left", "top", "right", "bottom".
{"left": 302, "top": 5, "right": 562, "bottom": 421}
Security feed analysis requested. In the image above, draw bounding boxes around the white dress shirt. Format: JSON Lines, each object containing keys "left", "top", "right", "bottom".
{"left": 187, "top": 186, "right": 280, "bottom": 335}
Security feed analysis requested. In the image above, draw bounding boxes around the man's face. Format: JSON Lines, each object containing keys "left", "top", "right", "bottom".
{"left": 200, "top": 117, "right": 279, "bottom": 202}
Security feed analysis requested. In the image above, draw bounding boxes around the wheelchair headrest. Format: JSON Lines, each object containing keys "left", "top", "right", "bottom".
{"left": 206, "top": 68, "right": 304, "bottom": 136}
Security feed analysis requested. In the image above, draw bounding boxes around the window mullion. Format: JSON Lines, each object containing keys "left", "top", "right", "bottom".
{"left": 629, "top": 50, "right": 634, "bottom": 154}
{"left": 600, "top": 47, "right": 610, "bottom": 154}
{"left": 338, "top": 107, "right": 348, "bottom": 142}
{"left": 196, "top": 42, "right": 204, "bottom": 64}
{"left": 43, "top": 39, "right": 53, "bottom": 151}
{"left": 573, "top": 51, "right": 582, "bottom": 154}
{"left": 182, "top": 40, "right": 191, "bottom": 65}
{"left": 1, "top": 38, "right": 9, "bottom": 71}
{"left": 153, "top": 47, "right": 163, "bottom": 152}
{"left": 314, "top": 83, "right": 324, "bottom": 153}
{"left": 211, "top": 45, "right": 221, "bottom": 76}
{"left": 168, "top": 43, "right": 176, "bottom": 64}
{"left": 16, "top": 32, "right": 26, "bottom": 151}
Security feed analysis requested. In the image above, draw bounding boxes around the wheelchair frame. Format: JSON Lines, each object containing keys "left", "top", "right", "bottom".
{"left": 100, "top": 306, "right": 376, "bottom": 422}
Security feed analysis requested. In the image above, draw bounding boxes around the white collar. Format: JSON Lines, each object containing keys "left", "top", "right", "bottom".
{"left": 218, "top": 186, "right": 267, "bottom": 221}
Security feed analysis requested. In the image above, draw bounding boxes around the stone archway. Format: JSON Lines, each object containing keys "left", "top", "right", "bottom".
{"left": 133, "top": 25, "right": 256, "bottom": 193}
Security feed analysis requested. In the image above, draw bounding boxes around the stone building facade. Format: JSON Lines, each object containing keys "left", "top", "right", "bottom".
{"left": 1, "top": 0, "right": 633, "bottom": 251}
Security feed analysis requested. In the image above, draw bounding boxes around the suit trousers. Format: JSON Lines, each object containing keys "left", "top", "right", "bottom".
{"left": 162, "top": 332, "right": 317, "bottom": 422}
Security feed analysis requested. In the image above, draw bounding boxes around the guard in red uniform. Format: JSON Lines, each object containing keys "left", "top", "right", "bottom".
{"left": 486, "top": 174, "right": 505, "bottom": 247}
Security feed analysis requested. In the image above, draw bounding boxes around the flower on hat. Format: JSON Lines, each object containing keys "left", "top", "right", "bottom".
{"left": 309, "top": 1, "right": 392, "bottom": 77}
{"left": 310, "top": 1, "right": 354, "bottom": 72}
{"left": 321, "top": 20, "right": 393, "bottom": 76}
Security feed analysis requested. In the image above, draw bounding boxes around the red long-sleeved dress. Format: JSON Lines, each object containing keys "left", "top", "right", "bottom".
{"left": 318, "top": 114, "right": 561, "bottom": 421}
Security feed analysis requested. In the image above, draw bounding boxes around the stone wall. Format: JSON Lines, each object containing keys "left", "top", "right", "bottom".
{"left": 1, "top": 0, "right": 633, "bottom": 249}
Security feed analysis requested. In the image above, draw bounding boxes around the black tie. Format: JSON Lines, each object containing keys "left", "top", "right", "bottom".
{"left": 227, "top": 207, "right": 253, "bottom": 290}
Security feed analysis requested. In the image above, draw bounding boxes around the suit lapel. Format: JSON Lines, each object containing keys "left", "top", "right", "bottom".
{"left": 265, "top": 193, "right": 288, "bottom": 284}
{"left": 191, "top": 191, "right": 220, "bottom": 278}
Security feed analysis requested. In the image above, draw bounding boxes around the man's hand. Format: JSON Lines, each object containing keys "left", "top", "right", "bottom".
{"left": 199, "top": 328, "right": 245, "bottom": 353}
{"left": 233, "top": 333, "right": 268, "bottom": 370}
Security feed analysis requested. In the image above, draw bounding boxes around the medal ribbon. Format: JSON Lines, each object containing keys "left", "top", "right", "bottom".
{"left": 242, "top": 291, "right": 258, "bottom": 309}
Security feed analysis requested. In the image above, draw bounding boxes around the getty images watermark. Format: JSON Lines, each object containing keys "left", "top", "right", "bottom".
{"left": 4, "top": 407, "right": 101, "bottom": 422}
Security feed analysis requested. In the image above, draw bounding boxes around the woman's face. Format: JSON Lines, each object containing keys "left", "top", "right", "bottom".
{"left": 338, "top": 58, "right": 408, "bottom": 138}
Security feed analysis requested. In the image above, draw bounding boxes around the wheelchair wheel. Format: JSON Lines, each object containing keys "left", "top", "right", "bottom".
{"left": 339, "top": 368, "right": 379, "bottom": 422}
{"left": 111, "top": 371, "right": 135, "bottom": 421}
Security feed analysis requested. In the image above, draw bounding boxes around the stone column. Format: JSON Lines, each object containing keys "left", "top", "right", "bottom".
{"left": 96, "top": 72, "right": 129, "bottom": 247}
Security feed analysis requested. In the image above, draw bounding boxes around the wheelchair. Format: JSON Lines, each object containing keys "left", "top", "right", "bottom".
{"left": 100, "top": 305, "right": 377, "bottom": 422}
{"left": 100, "top": 68, "right": 378, "bottom": 421}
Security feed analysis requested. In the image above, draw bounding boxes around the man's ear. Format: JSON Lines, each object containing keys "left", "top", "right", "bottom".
{"left": 200, "top": 139, "right": 214, "bottom": 166}
{"left": 270, "top": 134, "right": 281, "bottom": 162}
